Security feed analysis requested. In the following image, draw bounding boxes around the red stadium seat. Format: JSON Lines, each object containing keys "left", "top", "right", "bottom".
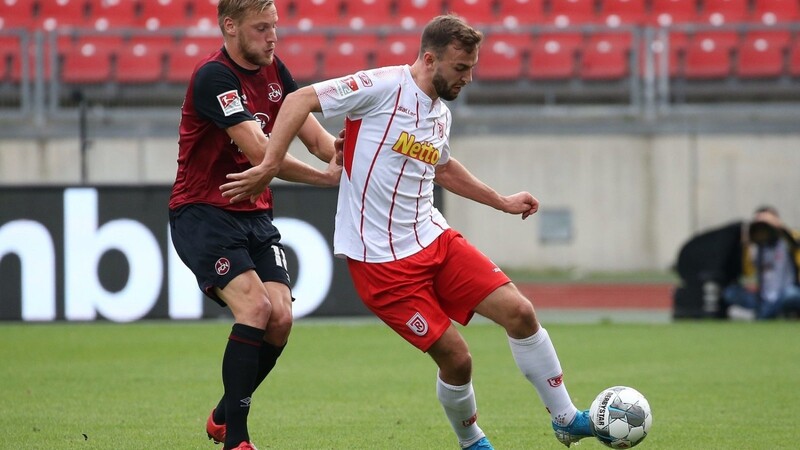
{"left": 527, "top": 36, "right": 577, "bottom": 79}
{"left": 599, "top": 0, "right": 646, "bottom": 25}
{"left": 279, "top": 33, "right": 328, "bottom": 82}
{"left": 498, "top": 0, "right": 545, "bottom": 28}
{"left": 116, "top": 37, "right": 173, "bottom": 83}
{"left": 61, "top": 39, "right": 115, "bottom": 84}
{"left": 343, "top": 0, "right": 394, "bottom": 29}
{"left": 640, "top": 38, "right": 681, "bottom": 78}
{"left": 0, "top": 34, "right": 21, "bottom": 81}
{"left": 580, "top": 38, "right": 629, "bottom": 80}
{"left": 165, "top": 36, "right": 221, "bottom": 83}
{"left": 789, "top": 39, "right": 800, "bottom": 76}
{"left": 703, "top": 0, "right": 749, "bottom": 15}
{"left": 683, "top": 36, "right": 731, "bottom": 79}
{"left": 752, "top": 0, "right": 799, "bottom": 21}
{"left": 476, "top": 33, "right": 530, "bottom": 80}
{"left": 0, "top": 0, "right": 35, "bottom": 30}
{"left": 138, "top": 0, "right": 193, "bottom": 30}
{"left": 87, "top": 0, "right": 137, "bottom": 31}
{"left": 693, "top": 10, "right": 746, "bottom": 50}
{"left": 320, "top": 34, "right": 377, "bottom": 79}
{"left": 547, "top": 0, "right": 598, "bottom": 25}
{"left": 35, "top": 0, "right": 89, "bottom": 31}
{"left": 736, "top": 36, "right": 785, "bottom": 78}
{"left": 650, "top": 0, "right": 698, "bottom": 26}
{"left": 395, "top": 0, "right": 444, "bottom": 30}
{"left": 287, "top": 0, "right": 343, "bottom": 30}
{"left": 446, "top": 0, "right": 497, "bottom": 25}
{"left": 186, "top": 0, "right": 219, "bottom": 31}
{"left": 374, "top": 33, "right": 419, "bottom": 67}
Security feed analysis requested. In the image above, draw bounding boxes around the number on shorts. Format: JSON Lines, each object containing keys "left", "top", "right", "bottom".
{"left": 272, "top": 245, "right": 288, "bottom": 270}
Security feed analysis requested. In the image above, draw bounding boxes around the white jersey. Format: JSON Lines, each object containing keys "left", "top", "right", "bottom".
{"left": 313, "top": 65, "right": 452, "bottom": 262}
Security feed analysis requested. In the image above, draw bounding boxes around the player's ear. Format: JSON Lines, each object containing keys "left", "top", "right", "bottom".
{"left": 222, "top": 16, "right": 237, "bottom": 37}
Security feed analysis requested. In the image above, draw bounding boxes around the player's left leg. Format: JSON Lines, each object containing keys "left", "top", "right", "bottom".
{"left": 473, "top": 284, "right": 592, "bottom": 447}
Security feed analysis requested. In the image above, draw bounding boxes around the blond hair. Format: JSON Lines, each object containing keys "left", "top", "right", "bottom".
{"left": 217, "top": 0, "right": 275, "bottom": 31}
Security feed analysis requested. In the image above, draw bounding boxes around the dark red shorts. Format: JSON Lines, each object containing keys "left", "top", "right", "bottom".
{"left": 347, "top": 229, "right": 511, "bottom": 352}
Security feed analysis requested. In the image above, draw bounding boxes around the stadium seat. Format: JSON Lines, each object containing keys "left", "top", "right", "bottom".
{"left": 279, "top": 32, "right": 327, "bottom": 82}
{"left": 547, "top": 0, "right": 598, "bottom": 25}
{"left": 580, "top": 38, "right": 629, "bottom": 80}
{"left": 374, "top": 33, "right": 419, "bottom": 67}
{"left": 498, "top": 0, "right": 545, "bottom": 28}
{"left": 752, "top": 0, "right": 799, "bottom": 22}
{"left": 287, "top": 0, "right": 344, "bottom": 30}
{"left": 446, "top": 0, "right": 497, "bottom": 25}
{"left": 0, "top": 34, "right": 20, "bottom": 81}
{"left": 702, "top": 0, "right": 749, "bottom": 15}
{"left": 186, "top": 0, "right": 220, "bottom": 30}
{"left": 165, "top": 36, "right": 221, "bottom": 83}
{"left": 0, "top": 0, "right": 35, "bottom": 30}
{"left": 395, "top": 0, "right": 444, "bottom": 30}
{"left": 789, "top": 38, "right": 800, "bottom": 76}
{"left": 9, "top": 45, "right": 52, "bottom": 82}
{"left": 640, "top": 38, "right": 681, "bottom": 78}
{"left": 599, "top": 0, "right": 646, "bottom": 26}
{"left": 693, "top": 10, "right": 746, "bottom": 50}
{"left": 343, "top": 0, "right": 394, "bottom": 29}
{"left": 320, "top": 34, "right": 377, "bottom": 79}
{"left": 116, "top": 37, "right": 172, "bottom": 83}
{"left": 476, "top": 33, "right": 530, "bottom": 80}
{"left": 87, "top": 0, "right": 137, "bottom": 31}
{"left": 61, "top": 39, "right": 116, "bottom": 84}
{"left": 138, "top": 0, "right": 193, "bottom": 31}
{"left": 527, "top": 36, "right": 577, "bottom": 79}
{"left": 35, "top": 0, "right": 89, "bottom": 31}
{"left": 650, "top": 0, "right": 698, "bottom": 26}
{"left": 682, "top": 36, "right": 732, "bottom": 79}
{"left": 736, "top": 36, "right": 785, "bottom": 78}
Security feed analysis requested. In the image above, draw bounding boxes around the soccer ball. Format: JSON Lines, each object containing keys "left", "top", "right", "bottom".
{"left": 589, "top": 386, "right": 652, "bottom": 448}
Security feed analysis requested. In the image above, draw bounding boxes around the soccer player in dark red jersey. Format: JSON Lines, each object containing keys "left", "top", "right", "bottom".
{"left": 168, "top": 1, "right": 341, "bottom": 449}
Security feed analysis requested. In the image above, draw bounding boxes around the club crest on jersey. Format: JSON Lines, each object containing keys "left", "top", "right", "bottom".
{"left": 391, "top": 131, "right": 440, "bottom": 164}
{"left": 217, "top": 90, "right": 244, "bottom": 117}
{"left": 267, "top": 83, "right": 283, "bottom": 102}
{"left": 406, "top": 312, "right": 429, "bottom": 336}
{"left": 358, "top": 72, "right": 373, "bottom": 87}
{"left": 215, "top": 257, "right": 231, "bottom": 276}
{"left": 334, "top": 76, "right": 359, "bottom": 97}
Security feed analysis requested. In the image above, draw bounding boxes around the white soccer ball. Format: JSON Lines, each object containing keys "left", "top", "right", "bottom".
{"left": 589, "top": 386, "right": 653, "bottom": 448}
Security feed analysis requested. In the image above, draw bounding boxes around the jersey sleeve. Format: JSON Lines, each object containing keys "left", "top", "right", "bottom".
{"left": 311, "top": 70, "right": 387, "bottom": 119}
{"left": 192, "top": 61, "right": 254, "bottom": 128}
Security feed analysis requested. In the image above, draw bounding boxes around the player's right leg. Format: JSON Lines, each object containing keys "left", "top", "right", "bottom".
{"left": 428, "top": 326, "right": 493, "bottom": 450}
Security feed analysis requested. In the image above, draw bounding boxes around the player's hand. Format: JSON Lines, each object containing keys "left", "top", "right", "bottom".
{"left": 321, "top": 151, "right": 343, "bottom": 187}
{"left": 503, "top": 192, "right": 539, "bottom": 220}
{"left": 221, "top": 165, "right": 273, "bottom": 204}
{"left": 333, "top": 128, "right": 345, "bottom": 166}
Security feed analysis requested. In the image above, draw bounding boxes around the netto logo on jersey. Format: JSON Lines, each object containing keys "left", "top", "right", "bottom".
{"left": 391, "top": 131, "right": 440, "bottom": 164}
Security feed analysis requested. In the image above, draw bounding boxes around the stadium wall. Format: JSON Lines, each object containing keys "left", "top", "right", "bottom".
{"left": 2, "top": 131, "right": 799, "bottom": 272}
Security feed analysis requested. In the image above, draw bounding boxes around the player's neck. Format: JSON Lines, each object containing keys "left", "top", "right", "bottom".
{"left": 409, "top": 61, "right": 438, "bottom": 102}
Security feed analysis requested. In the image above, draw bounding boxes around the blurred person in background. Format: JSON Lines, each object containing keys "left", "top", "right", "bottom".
{"left": 219, "top": 14, "right": 593, "bottom": 450}
{"left": 723, "top": 206, "right": 800, "bottom": 319}
{"left": 168, "top": 1, "right": 341, "bottom": 449}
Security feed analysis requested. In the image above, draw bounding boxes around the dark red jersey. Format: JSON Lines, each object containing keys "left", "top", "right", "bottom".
{"left": 169, "top": 47, "right": 299, "bottom": 212}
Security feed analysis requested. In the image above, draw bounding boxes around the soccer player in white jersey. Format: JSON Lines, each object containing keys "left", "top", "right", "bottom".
{"left": 221, "top": 15, "right": 594, "bottom": 449}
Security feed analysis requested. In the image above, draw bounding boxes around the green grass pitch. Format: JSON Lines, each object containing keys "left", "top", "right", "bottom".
{"left": 1, "top": 319, "right": 797, "bottom": 449}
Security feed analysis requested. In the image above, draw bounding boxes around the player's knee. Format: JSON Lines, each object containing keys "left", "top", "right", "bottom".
{"left": 267, "top": 306, "right": 293, "bottom": 339}
{"left": 505, "top": 297, "right": 538, "bottom": 335}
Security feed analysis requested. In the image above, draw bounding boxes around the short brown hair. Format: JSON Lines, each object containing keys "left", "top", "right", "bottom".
{"left": 419, "top": 14, "right": 483, "bottom": 59}
{"left": 217, "top": 0, "right": 275, "bottom": 31}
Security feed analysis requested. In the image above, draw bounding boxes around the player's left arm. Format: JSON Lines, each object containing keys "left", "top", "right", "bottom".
{"left": 434, "top": 157, "right": 539, "bottom": 220}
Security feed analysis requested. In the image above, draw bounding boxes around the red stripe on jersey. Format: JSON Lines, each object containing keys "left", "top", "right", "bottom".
{"left": 387, "top": 159, "right": 409, "bottom": 260}
{"left": 413, "top": 165, "right": 428, "bottom": 248}
{"left": 343, "top": 117, "right": 361, "bottom": 179}
{"left": 359, "top": 86, "right": 402, "bottom": 261}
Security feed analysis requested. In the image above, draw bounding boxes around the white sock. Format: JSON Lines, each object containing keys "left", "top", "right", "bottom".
{"left": 508, "top": 327, "right": 578, "bottom": 426}
{"left": 436, "top": 376, "right": 485, "bottom": 448}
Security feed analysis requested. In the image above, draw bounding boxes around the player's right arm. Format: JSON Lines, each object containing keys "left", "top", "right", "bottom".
{"left": 221, "top": 86, "right": 323, "bottom": 203}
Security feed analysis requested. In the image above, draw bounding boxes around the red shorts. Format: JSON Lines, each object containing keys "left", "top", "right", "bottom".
{"left": 347, "top": 229, "right": 511, "bottom": 352}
